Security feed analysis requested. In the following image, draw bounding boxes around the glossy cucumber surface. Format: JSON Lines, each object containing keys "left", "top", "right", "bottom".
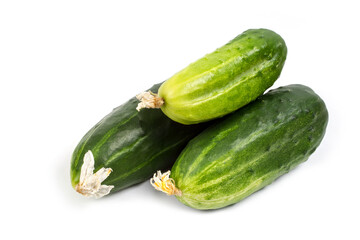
{"left": 170, "top": 84, "right": 328, "bottom": 209}
{"left": 158, "top": 28, "right": 287, "bottom": 124}
{"left": 71, "top": 83, "right": 208, "bottom": 194}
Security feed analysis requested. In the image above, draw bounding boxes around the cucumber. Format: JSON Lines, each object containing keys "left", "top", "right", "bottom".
{"left": 137, "top": 29, "right": 287, "bottom": 124}
{"left": 70, "top": 83, "right": 209, "bottom": 198}
{"left": 151, "top": 85, "right": 328, "bottom": 209}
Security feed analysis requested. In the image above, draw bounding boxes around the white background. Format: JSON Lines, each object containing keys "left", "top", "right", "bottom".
{"left": 1, "top": 0, "right": 359, "bottom": 239}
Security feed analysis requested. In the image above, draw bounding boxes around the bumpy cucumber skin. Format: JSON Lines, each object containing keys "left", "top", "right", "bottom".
{"left": 70, "top": 83, "right": 208, "bottom": 193}
{"left": 158, "top": 29, "right": 287, "bottom": 124}
{"left": 171, "top": 84, "right": 328, "bottom": 210}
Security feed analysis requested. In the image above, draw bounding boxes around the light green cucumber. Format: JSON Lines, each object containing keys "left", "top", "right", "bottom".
{"left": 139, "top": 28, "right": 287, "bottom": 124}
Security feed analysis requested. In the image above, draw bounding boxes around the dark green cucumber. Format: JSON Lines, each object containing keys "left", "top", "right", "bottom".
{"left": 70, "top": 83, "right": 208, "bottom": 196}
{"left": 169, "top": 84, "right": 328, "bottom": 209}
{"left": 155, "top": 28, "right": 287, "bottom": 124}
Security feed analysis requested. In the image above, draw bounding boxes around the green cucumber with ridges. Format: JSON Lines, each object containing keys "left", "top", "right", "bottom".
{"left": 137, "top": 28, "right": 287, "bottom": 124}
{"left": 151, "top": 84, "right": 328, "bottom": 209}
{"left": 70, "top": 83, "right": 209, "bottom": 198}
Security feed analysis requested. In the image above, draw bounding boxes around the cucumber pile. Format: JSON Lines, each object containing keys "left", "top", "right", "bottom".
{"left": 71, "top": 28, "right": 328, "bottom": 210}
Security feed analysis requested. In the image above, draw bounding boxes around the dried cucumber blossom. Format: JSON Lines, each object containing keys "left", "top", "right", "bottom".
{"left": 150, "top": 170, "right": 182, "bottom": 196}
{"left": 75, "top": 150, "right": 114, "bottom": 198}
